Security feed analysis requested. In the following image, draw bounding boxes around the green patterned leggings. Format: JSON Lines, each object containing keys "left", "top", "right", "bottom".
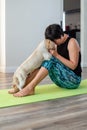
{"left": 41, "top": 56, "right": 81, "bottom": 89}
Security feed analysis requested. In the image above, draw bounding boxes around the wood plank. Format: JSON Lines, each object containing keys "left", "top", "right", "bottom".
{"left": 0, "top": 95, "right": 87, "bottom": 130}
{"left": 0, "top": 68, "right": 87, "bottom": 130}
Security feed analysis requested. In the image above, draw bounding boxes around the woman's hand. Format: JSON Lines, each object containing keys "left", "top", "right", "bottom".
{"left": 49, "top": 49, "right": 58, "bottom": 58}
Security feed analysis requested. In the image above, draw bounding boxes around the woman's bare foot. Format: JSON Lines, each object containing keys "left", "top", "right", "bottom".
{"left": 8, "top": 87, "right": 19, "bottom": 94}
{"left": 13, "top": 87, "right": 35, "bottom": 97}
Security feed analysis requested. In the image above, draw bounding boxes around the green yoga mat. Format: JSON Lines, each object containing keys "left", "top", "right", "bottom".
{"left": 0, "top": 79, "right": 87, "bottom": 108}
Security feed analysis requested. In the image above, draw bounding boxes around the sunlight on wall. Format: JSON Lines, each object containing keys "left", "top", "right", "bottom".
{"left": 63, "top": 12, "right": 65, "bottom": 31}
{"left": 0, "top": 0, "right": 6, "bottom": 72}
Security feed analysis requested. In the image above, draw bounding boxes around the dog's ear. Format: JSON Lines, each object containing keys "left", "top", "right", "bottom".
{"left": 45, "top": 39, "right": 55, "bottom": 50}
{"left": 45, "top": 39, "right": 50, "bottom": 49}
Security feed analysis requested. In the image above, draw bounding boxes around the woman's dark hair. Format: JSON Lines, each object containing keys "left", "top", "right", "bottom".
{"left": 45, "top": 24, "right": 64, "bottom": 41}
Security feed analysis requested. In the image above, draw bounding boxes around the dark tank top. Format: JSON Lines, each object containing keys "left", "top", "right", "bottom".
{"left": 57, "top": 37, "right": 82, "bottom": 77}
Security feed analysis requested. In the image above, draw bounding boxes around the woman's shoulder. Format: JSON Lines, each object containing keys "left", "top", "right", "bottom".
{"left": 68, "top": 37, "right": 80, "bottom": 51}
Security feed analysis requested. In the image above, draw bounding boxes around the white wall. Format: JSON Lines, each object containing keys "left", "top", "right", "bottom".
{"left": 0, "top": 0, "right": 6, "bottom": 72}
{"left": 81, "top": 0, "right": 87, "bottom": 67}
{"left": 0, "top": 0, "right": 1, "bottom": 66}
{"left": 3, "top": 0, "right": 63, "bottom": 72}
{"left": 0, "top": 0, "right": 87, "bottom": 73}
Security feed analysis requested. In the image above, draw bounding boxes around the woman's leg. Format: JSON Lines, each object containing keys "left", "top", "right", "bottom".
{"left": 8, "top": 69, "right": 39, "bottom": 94}
{"left": 13, "top": 67, "right": 48, "bottom": 97}
{"left": 23, "top": 69, "right": 40, "bottom": 87}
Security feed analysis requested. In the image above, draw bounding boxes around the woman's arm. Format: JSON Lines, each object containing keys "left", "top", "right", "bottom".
{"left": 49, "top": 38, "right": 80, "bottom": 70}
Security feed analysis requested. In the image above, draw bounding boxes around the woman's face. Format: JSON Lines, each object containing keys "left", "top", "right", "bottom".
{"left": 54, "top": 36, "right": 64, "bottom": 45}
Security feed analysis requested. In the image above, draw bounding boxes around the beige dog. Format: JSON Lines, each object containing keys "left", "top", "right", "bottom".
{"left": 8, "top": 39, "right": 55, "bottom": 94}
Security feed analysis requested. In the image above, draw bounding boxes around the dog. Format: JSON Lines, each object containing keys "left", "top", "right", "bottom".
{"left": 8, "top": 39, "right": 55, "bottom": 94}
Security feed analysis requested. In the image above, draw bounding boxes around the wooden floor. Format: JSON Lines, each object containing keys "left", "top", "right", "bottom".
{"left": 0, "top": 67, "right": 87, "bottom": 130}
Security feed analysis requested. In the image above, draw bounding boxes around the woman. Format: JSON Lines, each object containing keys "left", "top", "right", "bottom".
{"left": 13, "top": 24, "right": 82, "bottom": 97}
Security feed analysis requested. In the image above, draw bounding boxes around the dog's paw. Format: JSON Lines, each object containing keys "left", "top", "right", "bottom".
{"left": 8, "top": 88, "right": 19, "bottom": 94}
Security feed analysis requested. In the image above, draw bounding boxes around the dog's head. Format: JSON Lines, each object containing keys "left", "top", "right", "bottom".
{"left": 42, "top": 39, "right": 55, "bottom": 60}
{"left": 45, "top": 39, "right": 55, "bottom": 51}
